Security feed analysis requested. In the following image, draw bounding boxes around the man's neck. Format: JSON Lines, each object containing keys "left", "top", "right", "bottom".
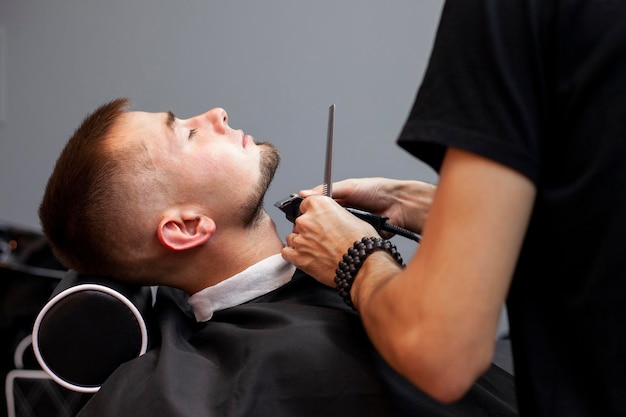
{"left": 180, "top": 212, "right": 286, "bottom": 294}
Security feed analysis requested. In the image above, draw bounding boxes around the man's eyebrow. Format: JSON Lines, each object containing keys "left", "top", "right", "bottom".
{"left": 165, "top": 111, "right": 176, "bottom": 132}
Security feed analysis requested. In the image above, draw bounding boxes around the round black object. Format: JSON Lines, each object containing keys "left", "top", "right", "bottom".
{"left": 32, "top": 279, "right": 151, "bottom": 392}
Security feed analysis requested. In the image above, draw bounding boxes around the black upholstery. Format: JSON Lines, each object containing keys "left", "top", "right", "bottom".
{"left": 32, "top": 271, "right": 153, "bottom": 393}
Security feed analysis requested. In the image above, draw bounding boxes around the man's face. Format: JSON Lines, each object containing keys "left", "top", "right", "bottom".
{"left": 112, "top": 107, "right": 280, "bottom": 228}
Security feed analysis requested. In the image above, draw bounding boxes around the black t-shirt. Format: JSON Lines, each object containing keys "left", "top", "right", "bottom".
{"left": 398, "top": 1, "right": 626, "bottom": 415}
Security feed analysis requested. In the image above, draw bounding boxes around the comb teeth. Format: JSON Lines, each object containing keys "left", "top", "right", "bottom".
{"left": 322, "top": 184, "right": 329, "bottom": 196}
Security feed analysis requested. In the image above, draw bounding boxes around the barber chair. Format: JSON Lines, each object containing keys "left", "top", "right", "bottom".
{"left": 4, "top": 267, "right": 154, "bottom": 417}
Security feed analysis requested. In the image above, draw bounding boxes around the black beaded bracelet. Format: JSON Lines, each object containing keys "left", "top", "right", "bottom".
{"left": 334, "top": 237, "right": 405, "bottom": 309}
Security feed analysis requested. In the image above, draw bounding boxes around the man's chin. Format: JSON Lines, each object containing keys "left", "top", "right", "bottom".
{"left": 259, "top": 143, "right": 280, "bottom": 182}
{"left": 239, "top": 142, "right": 279, "bottom": 228}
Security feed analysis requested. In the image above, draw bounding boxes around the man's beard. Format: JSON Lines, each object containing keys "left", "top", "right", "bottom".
{"left": 240, "top": 142, "right": 280, "bottom": 228}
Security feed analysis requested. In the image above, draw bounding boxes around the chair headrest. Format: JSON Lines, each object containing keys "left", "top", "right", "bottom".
{"left": 32, "top": 270, "right": 154, "bottom": 393}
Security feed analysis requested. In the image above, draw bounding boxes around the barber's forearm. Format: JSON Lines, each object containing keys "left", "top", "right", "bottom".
{"left": 349, "top": 252, "right": 457, "bottom": 398}
{"left": 350, "top": 251, "right": 411, "bottom": 374}
{"left": 350, "top": 251, "right": 486, "bottom": 403}
{"left": 351, "top": 251, "right": 401, "bottom": 312}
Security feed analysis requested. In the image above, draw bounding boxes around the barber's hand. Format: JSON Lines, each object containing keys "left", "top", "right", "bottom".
{"left": 282, "top": 195, "right": 379, "bottom": 287}
{"left": 300, "top": 177, "right": 436, "bottom": 234}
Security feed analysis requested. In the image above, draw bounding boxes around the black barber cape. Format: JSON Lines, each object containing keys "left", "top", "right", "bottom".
{"left": 77, "top": 270, "right": 517, "bottom": 417}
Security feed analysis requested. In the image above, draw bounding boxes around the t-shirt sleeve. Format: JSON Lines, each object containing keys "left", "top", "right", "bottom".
{"left": 398, "top": 0, "right": 546, "bottom": 184}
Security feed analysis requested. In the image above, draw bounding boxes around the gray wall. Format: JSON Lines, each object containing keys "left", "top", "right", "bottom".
{"left": 0, "top": 0, "right": 444, "bottom": 259}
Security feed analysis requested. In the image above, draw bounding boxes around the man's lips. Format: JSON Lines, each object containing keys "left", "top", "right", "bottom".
{"left": 242, "top": 132, "right": 254, "bottom": 148}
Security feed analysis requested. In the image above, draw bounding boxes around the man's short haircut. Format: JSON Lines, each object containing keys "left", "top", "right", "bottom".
{"left": 39, "top": 98, "right": 143, "bottom": 279}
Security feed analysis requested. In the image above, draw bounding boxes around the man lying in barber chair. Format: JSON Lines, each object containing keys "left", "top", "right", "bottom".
{"left": 36, "top": 98, "right": 517, "bottom": 416}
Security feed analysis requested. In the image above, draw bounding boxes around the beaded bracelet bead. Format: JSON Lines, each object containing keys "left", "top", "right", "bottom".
{"left": 334, "top": 237, "right": 405, "bottom": 309}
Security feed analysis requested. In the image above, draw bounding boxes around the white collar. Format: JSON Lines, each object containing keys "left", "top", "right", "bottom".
{"left": 187, "top": 254, "right": 296, "bottom": 322}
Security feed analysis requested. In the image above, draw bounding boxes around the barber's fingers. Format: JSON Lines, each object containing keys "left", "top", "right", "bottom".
{"left": 324, "top": 179, "right": 358, "bottom": 199}
{"left": 282, "top": 233, "right": 337, "bottom": 287}
{"left": 285, "top": 232, "right": 303, "bottom": 250}
{"left": 282, "top": 234, "right": 303, "bottom": 266}
{"left": 299, "top": 179, "right": 356, "bottom": 199}
{"left": 298, "top": 194, "right": 380, "bottom": 238}
{"left": 296, "top": 194, "right": 336, "bottom": 216}
{"left": 298, "top": 185, "right": 324, "bottom": 197}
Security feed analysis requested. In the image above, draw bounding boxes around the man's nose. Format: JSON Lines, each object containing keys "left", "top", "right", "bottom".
{"left": 202, "top": 108, "right": 228, "bottom": 133}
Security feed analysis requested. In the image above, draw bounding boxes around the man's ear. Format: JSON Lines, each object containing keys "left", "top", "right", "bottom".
{"left": 157, "top": 212, "right": 216, "bottom": 251}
